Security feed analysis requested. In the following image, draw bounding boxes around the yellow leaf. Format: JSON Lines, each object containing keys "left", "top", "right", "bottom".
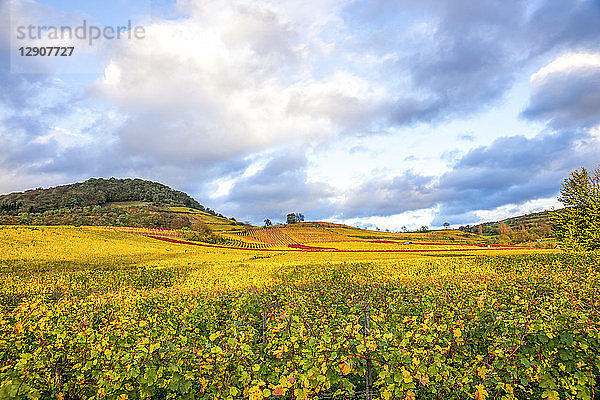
{"left": 477, "top": 366, "right": 487, "bottom": 379}
{"left": 542, "top": 390, "right": 560, "bottom": 400}
{"left": 339, "top": 361, "right": 351, "bottom": 375}
{"left": 249, "top": 385, "right": 264, "bottom": 400}
{"left": 505, "top": 384, "right": 514, "bottom": 394}
{"left": 475, "top": 384, "right": 488, "bottom": 400}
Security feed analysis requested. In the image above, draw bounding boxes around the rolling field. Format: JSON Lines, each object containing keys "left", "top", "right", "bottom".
{"left": 0, "top": 226, "right": 598, "bottom": 399}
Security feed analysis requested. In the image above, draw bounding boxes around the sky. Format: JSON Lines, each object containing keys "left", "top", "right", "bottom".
{"left": 1, "top": 0, "right": 600, "bottom": 230}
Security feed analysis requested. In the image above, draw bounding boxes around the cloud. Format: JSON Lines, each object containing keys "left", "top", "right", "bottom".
{"left": 337, "top": 171, "right": 438, "bottom": 218}
{"left": 218, "top": 151, "right": 336, "bottom": 222}
{"left": 526, "top": 1, "right": 600, "bottom": 54}
{"left": 523, "top": 52, "right": 600, "bottom": 128}
{"left": 434, "top": 130, "right": 595, "bottom": 216}
{"left": 371, "top": 0, "right": 528, "bottom": 124}
{"left": 1, "top": 0, "right": 386, "bottom": 196}
{"left": 338, "top": 129, "right": 600, "bottom": 223}
{"left": 91, "top": 0, "right": 388, "bottom": 165}
{"left": 361, "top": 0, "right": 600, "bottom": 126}
{"left": 459, "top": 134, "right": 475, "bottom": 142}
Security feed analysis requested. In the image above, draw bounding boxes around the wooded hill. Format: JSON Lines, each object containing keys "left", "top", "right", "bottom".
{"left": 458, "top": 209, "right": 555, "bottom": 234}
{"left": 0, "top": 178, "right": 204, "bottom": 214}
{"left": 0, "top": 178, "right": 236, "bottom": 228}
{"left": 457, "top": 209, "right": 563, "bottom": 245}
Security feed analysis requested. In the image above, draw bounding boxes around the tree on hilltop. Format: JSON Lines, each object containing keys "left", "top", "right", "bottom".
{"left": 286, "top": 213, "right": 304, "bottom": 224}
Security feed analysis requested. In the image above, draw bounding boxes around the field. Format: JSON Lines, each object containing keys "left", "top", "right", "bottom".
{"left": 0, "top": 226, "right": 598, "bottom": 400}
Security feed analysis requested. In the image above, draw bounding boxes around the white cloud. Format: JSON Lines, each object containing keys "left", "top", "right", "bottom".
{"left": 103, "top": 63, "right": 121, "bottom": 85}
{"left": 91, "top": 0, "right": 387, "bottom": 164}
{"left": 523, "top": 52, "right": 600, "bottom": 128}
{"left": 530, "top": 52, "right": 600, "bottom": 85}
{"left": 334, "top": 206, "right": 440, "bottom": 232}
{"left": 474, "top": 197, "right": 561, "bottom": 223}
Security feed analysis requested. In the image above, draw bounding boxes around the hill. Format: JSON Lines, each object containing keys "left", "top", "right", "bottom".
{"left": 459, "top": 209, "right": 559, "bottom": 235}
{"left": 457, "top": 209, "right": 563, "bottom": 245}
{"left": 0, "top": 178, "right": 203, "bottom": 213}
{"left": 0, "top": 178, "right": 242, "bottom": 229}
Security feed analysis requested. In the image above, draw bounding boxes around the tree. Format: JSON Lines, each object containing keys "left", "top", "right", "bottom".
{"left": 498, "top": 221, "right": 512, "bottom": 244}
{"left": 264, "top": 218, "right": 272, "bottom": 227}
{"left": 443, "top": 222, "right": 450, "bottom": 229}
{"left": 418, "top": 226, "right": 429, "bottom": 233}
{"left": 286, "top": 213, "right": 305, "bottom": 224}
{"left": 498, "top": 221, "right": 510, "bottom": 235}
{"left": 477, "top": 224, "right": 483, "bottom": 236}
{"left": 552, "top": 167, "right": 600, "bottom": 251}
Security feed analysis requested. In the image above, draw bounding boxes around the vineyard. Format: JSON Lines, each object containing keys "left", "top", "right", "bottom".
{"left": 166, "top": 207, "right": 248, "bottom": 232}
{"left": 168, "top": 223, "right": 528, "bottom": 253}
{"left": 0, "top": 226, "right": 598, "bottom": 400}
{"left": 277, "top": 225, "right": 357, "bottom": 244}
{"left": 80, "top": 221, "right": 532, "bottom": 253}
{"left": 84, "top": 226, "right": 186, "bottom": 240}
{"left": 229, "top": 228, "right": 298, "bottom": 248}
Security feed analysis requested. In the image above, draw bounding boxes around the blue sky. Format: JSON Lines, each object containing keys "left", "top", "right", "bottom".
{"left": 1, "top": 0, "right": 600, "bottom": 229}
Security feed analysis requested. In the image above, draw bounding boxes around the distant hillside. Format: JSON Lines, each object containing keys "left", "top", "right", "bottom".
{"left": 458, "top": 209, "right": 561, "bottom": 235}
{"left": 456, "top": 209, "right": 564, "bottom": 246}
{"left": 0, "top": 178, "right": 238, "bottom": 229}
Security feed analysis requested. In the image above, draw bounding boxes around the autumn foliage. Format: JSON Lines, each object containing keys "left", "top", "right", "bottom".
{"left": 0, "top": 226, "right": 598, "bottom": 399}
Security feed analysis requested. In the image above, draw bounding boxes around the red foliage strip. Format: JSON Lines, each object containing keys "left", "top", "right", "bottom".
{"left": 286, "top": 244, "right": 338, "bottom": 251}
{"left": 147, "top": 236, "right": 531, "bottom": 253}
{"left": 369, "top": 240, "right": 529, "bottom": 249}
{"left": 146, "top": 236, "right": 282, "bottom": 251}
